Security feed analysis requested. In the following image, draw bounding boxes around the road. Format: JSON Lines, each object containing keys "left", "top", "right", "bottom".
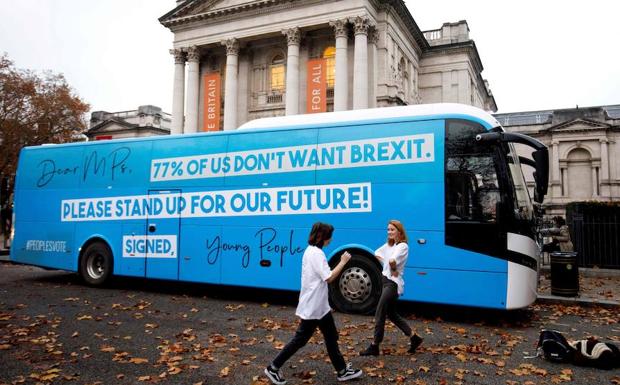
{"left": 1, "top": 263, "right": 618, "bottom": 385}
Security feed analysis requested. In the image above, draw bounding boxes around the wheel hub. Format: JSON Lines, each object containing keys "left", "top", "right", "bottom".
{"left": 338, "top": 267, "right": 372, "bottom": 303}
{"left": 87, "top": 254, "right": 105, "bottom": 279}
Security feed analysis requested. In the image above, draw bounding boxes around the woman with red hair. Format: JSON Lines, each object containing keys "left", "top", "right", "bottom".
{"left": 360, "top": 219, "right": 423, "bottom": 356}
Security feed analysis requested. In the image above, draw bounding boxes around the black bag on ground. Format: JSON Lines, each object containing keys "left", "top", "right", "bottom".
{"left": 570, "top": 339, "right": 620, "bottom": 370}
{"left": 537, "top": 330, "right": 575, "bottom": 363}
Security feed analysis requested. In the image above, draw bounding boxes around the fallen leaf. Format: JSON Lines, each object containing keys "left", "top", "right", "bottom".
{"left": 100, "top": 345, "right": 115, "bottom": 352}
{"left": 129, "top": 357, "right": 149, "bottom": 364}
{"left": 168, "top": 367, "right": 182, "bottom": 375}
{"left": 220, "top": 366, "right": 230, "bottom": 377}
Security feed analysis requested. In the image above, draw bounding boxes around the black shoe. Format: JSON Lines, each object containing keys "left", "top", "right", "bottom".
{"left": 360, "top": 343, "right": 379, "bottom": 356}
{"left": 337, "top": 363, "right": 363, "bottom": 382}
{"left": 264, "top": 365, "right": 286, "bottom": 385}
{"left": 408, "top": 334, "right": 423, "bottom": 353}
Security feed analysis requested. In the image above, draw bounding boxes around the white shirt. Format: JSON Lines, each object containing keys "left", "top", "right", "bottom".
{"left": 295, "top": 245, "right": 332, "bottom": 320}
{"left": 375, "top": 242, "right": 409, "bottom": 296}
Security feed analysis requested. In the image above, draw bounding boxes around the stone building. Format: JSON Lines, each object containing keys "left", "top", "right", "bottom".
{"left": 159, "top": 0, "right": 496, "bottom": 134}
{"left": 495, "top": 105, "right": 620, "bottom": 215}
{"left": 86, "top": 105, "right": 171, "bottom": 140}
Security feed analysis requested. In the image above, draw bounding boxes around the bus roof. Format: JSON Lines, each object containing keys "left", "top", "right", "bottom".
{"left": 238, "top": 103, "right": 500, "bottom": 130}
{"left": 22, "top": 103, "right": 499, "bottom": 152}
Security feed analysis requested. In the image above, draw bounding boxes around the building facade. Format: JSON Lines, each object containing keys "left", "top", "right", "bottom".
{"left": 86, "top": 105, "right": 172, "bottom": 140}
{"left": 495, "top": 105, "right": 620, "bottom": 215}
{"left": 159, "top": 0, "right": 496, "bottom": 134}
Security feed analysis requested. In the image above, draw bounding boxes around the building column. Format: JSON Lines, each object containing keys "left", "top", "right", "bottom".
{"left": 185, "top": 46, "right": 200, "bottom": 134}
{"left": 560, "top": 166, "right": 567, "bottom": 196}
{"left": 283, "top": 27, "right": 301, "bottom": 115}
{"left": 330, "top": 19, "right": 348, "bottom": 112}
{"left": 222, "top": 38, "right": 239, "bottom": 131}
{"left": 591, "top": 165, "right": 599, "bottom": 197}
{"left": 551, "top": 140, "right": 561, "bottom": 197}
{"left": 368, "top": 27, "right": 378, "bottom": 108}
{"left": 352, "top": 16, "right": 370, "bottom": 110}
{"left": 600, "top": 138, "right": 610, "bottom": 196}
{"left": 170, "top": 48, "right": 186, "bottom": 135}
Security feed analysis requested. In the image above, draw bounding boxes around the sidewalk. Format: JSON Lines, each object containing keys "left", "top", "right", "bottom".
{"left": 537, "top": 266, "right": 620, "bottom": 307}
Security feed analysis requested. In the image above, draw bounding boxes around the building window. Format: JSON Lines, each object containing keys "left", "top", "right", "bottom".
{"left": 323, "top": 46, "right": 336, "bottom": 88}
{"left": 270, "top": 54, "right": 285, "bottom": 92}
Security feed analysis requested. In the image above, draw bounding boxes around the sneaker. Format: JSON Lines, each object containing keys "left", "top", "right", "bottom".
{"left": 337, "top": 362, "right": 363, "bottom": 382}
{"left": 264, "top": 365, "right": 286, "bottom": 385}
{"left": 408, "top": 334, "right": 423, "bottom": 353}
{"left": 359, "top": 343, "right": 379, "bottom": 356}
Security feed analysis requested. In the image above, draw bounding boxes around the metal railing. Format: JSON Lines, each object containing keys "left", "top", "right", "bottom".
{"left": 570, "top": 213, "right": 620, "bottom": 269}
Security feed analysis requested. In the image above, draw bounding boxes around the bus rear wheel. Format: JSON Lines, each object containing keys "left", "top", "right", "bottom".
{"left": 329, "top": 254, "right": 381, "bottom": 314}
{"left": 79, "top": 242, "right": 113, "bottom": 286}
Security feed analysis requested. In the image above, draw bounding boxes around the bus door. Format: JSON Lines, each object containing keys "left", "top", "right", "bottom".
{"left": 145, "top": 189, "right": 181, "bottom": 280}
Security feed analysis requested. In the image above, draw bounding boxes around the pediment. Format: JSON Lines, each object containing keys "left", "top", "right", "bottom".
{"left": 547, "top": 118, "right": 611, "bottom": 133}
{"left": 88, "top": 119, "right": 136, "bottom": 134}
{"left": 194, "top": 0, "right": 255, "bottom": 14}
{"left": 160, "top": 0, "right": 284, "bottom": 24}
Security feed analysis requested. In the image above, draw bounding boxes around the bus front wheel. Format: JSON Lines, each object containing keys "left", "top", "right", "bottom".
{"left": 330, "top": 254, "right": 382, "bottom": 314}
{"left": 79, "top": 242, "right": 113, "bottom": 286}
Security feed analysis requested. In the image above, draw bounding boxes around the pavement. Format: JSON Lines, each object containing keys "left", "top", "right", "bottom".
{"left": 1, "top": 231, "right": 618, "bottom": 308}
{"left": 537, "top": 266, "right": 620, "bottom": 308}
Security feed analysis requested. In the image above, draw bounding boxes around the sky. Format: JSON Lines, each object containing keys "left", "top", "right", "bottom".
{"left": 0, "top": 0, "right": 618, "bottom": 115}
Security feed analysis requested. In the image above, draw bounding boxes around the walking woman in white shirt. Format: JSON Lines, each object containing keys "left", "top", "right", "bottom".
{"left": 265, "top": 222, "right": 363, "bottom": 385}
{"left": 360, "top": 219, "right": 423, "bottom": 356}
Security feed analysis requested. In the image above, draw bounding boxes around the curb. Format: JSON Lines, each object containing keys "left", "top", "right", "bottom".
{"left": 540, "top": 265, "right": 620, "bottom": 278}
{"left": 537, "top": 294, "right": 620, "bottom": 309}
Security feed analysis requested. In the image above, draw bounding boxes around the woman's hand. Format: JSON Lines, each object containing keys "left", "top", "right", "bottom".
{"left": 341, "top": 251, "right": 352, "bottom": 264}
{"left": 389, "top": 258, "right": 398, "bottom": 277}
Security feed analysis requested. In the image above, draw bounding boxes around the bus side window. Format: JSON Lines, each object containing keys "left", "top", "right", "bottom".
{"left": 446, "top": 157, "right": 500, "bottom": 224}
{"left": 445, "top": 119, "right": 501, "bottom": 225}
{"left": 446, "top": 171, "right": 477, "bottom": 220}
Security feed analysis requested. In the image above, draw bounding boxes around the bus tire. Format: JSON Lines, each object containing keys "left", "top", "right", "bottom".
{"left": 79, "top": 242, "right": 113, "bottom": 286}
{"left": 329, "top": 253, "right": 382, "bottom": 314}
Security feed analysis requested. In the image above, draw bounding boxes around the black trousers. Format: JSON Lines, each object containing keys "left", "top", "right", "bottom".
{"left": 373, "top": 276, "right": 412, "bottom": 345}
{"left": 272, "top": 311, "right": 346, "bottom": 372}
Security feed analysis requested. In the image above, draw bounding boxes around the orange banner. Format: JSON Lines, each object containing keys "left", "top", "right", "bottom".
{"left": 306, "top": 58, "right": 327, "bottom": 113}
{"left": 203, "top": 73, "right": 221, "bottom": 131}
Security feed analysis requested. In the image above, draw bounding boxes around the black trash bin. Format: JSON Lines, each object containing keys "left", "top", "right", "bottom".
{"left": 550, "top": 252, "right": 579, "bottom": 297}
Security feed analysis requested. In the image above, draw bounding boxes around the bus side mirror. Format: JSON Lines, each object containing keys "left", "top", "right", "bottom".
{"left": 532, "top": 149, "right": 548, "bottom": 203}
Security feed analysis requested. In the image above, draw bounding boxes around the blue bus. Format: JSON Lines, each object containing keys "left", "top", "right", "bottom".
{"left": 9, "top": 104, "right": 548, "bottom": 312}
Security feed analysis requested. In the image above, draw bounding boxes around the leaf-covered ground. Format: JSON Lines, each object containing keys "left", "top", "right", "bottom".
{"left": 1, "top": 263, "right": 618, "bottom": 385}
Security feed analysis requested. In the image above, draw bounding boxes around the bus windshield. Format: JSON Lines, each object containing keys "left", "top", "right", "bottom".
{"left": 505, "top": 143, "right": 533, "bottom": 221}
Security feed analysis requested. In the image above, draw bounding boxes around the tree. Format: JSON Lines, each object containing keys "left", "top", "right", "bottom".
{"left": 0, "top": 53, "right": 89, "bottom": 192}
